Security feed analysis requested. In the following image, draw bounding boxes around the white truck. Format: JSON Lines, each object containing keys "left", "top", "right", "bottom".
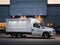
{"left": 6, "top": 18, "right": 56, "bottom": 39}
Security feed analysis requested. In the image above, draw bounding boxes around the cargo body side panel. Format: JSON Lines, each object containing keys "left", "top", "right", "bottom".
{"left": 6, "top": 19, "right": 31, "bottom": 33}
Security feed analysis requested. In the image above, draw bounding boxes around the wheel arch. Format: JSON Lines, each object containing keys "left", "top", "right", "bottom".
{"left": 42, "top": 31, "right": 50, "bottom": 36}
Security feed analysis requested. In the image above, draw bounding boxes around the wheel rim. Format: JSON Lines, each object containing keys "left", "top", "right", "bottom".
{"left": 44, "top": 33, "right": 49, "bottom": 38}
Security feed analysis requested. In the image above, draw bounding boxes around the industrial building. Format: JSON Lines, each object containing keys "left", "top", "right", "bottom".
{"left": 0, "top": 0, "right": 60, "bottom": 31}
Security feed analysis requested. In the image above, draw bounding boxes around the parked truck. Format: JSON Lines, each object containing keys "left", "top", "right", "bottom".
{"left": 6, "top": 18, "right": 56, "bottom": 39}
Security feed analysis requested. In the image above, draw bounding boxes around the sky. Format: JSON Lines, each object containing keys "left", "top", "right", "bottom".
{"left": 0, "top": 0, "right": 60, "bottom": 5}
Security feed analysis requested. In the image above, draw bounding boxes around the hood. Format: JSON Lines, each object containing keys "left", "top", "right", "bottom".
{"left": 42, "top": 27, "right": 55, "bottom": 31}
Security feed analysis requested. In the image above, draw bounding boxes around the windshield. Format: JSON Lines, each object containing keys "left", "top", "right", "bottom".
{"left": 39, "top": 23, "right": 44, "bottom": 26}
{"left": 39, "top": 23, "right": 45, "bottom": 29}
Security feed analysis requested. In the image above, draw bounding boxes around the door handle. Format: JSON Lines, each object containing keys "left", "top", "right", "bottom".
{"left": 32, "top": 29, "right": 34, "bottom": 31}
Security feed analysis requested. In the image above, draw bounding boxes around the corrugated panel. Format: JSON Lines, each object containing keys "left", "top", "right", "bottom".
{"left": 48, "top": 5, "right": 60, "bottom": 15}
{"left": 10, "top": 0, "right": 47, "bottom": 15}
{"left": 0, "top": 5, "right": 10, "bottom": 22}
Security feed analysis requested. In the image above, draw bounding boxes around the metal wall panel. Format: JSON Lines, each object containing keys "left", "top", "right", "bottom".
{"left": 46, "top": 4, "right": 60, "bottom": 26}
{"left": 10, "top": 0, "right": 47, "bottom": 15}
{"left": 0, "top": 5, "right": 9, "bottom": 22}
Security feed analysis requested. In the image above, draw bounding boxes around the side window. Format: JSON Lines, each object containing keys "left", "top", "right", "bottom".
{"left": 33, "top": 23, "right": 40, "bottom": 28}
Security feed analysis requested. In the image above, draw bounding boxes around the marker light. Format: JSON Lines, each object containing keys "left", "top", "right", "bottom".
{"left": 9, "top": 21, "right": 16, "bottom": 24}
{"left": 12, "top": 21, "right": 16, "bottom": 24}
{"left": 19, "top": 21, "right": 22, "bottom": 23}
{"left": 9, "top": 21, "right": 12, "bottom": 23}
{"left": 23, "top": 21, "right": 26, "bottom": 23}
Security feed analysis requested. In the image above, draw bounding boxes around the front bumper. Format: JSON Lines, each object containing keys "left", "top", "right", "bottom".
{"left": 50, "top": 32, "right": 56, "bottom": 38}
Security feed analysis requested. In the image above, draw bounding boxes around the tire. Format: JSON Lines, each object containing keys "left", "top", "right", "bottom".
{"left": 15, "top": 33, "right": 22, "bottom": 38}
{"left": 19, "top": 34, "right": 22, "bottom": 38}
{"left": 10, "top": 33, "right": 22, "bottom": 38}
{"left": 15, "top": 33, "right": 18, "bottom": 38}
{"left": 22, "top": 34, "right": 26, "bottom": 38}
{"left": 10, "top": 33, "right": 16, "bottom": 38}
{"left": 10, "top": 33, "right": 25, "bottom": 38}
{"left": 42, "top": 32, "right": 50, "bottom": 39}
{"left": 18, "top": 34, "right": 26, "bottom": 38}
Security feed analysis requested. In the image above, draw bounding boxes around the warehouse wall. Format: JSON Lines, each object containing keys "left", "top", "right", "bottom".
{"left": 0, "top": 4, "right": 60, "bottom": 26}
{"left": 10, "top": 0, "right": 47, "bottom": 15}
{"left": 0, "top": 5, "right": 10, "bottom": 22}
{"left": 46, "top": 4, "right": 60, "bottom": 26}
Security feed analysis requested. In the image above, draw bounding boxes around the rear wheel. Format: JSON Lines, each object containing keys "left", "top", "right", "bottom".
{"left": 22, "top": 34, "right": 26, "bottom": 38}
{"left": 42, "top": 32, "right": 50, "bottom": 39}
{"left": 10, "top": 33, "right": 22, "bottom": 38}
{"left": 15, "top": 33, "right": 22, "bottom": 38}
{"left": 10, "top": 33, "right": 26, "bottom": 38}
{"left": 10, "top": 33, "right": 16, "bottom": 38}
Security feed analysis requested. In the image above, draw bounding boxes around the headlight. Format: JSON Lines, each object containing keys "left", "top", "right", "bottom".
{"left": 49, "top": 31, "right": 53, "bottom": 34}
{"left": 53, "top": 30, "right": 55, "bottom": 32}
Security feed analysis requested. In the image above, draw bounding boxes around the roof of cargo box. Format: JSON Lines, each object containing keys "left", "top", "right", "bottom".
{"left": 10, "top": 0, "right": 47, "bottom": 15}
{"left": 29, "top": 18, "right": 41, "bottom": 23}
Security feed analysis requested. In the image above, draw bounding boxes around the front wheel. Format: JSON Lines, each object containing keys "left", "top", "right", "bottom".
{"left": 42, "top": 32, "right": 50, "bottom": 39}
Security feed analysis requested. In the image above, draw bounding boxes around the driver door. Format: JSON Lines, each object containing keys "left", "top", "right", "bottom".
{"left": 32, "top": 23, "right": 41, "bottom": 36}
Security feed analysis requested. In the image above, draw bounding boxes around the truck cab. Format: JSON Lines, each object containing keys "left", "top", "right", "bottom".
{"left": 32, "top": 22, "right": 56, "bottom": 38}
{"left": 29, "top": 18, "right": 56, "bottom": 38}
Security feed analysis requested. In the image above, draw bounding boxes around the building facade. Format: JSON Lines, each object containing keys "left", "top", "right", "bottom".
{"left": 0, "top": 0, "right": 60, "bottom": 28}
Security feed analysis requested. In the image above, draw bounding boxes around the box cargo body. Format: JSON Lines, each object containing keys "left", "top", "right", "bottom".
{"left": 6, "top": 18, "right": 31, "bottom": 33}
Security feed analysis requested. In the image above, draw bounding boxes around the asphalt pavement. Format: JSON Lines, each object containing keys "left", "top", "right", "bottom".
{"left": 0, "top": 33, "right": 60, "bottom": 45}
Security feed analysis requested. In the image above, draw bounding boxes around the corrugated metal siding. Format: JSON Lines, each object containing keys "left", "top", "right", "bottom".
{"left": 46, "top": 4, "right": 60, "bottom": 26}
{"left": 10, "top": 0, "right": 47, "bottom": 15}
{"left": 0, "top": 5, "right": 10, "bottom": 22}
